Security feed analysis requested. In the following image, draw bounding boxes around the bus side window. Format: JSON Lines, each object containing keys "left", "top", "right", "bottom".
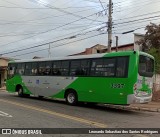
{"left": 61, "top": 61, "right": 69, "bottom": 76}
{"left": 9, "top": 67, "right": 14, "bottom": 75}
{"left": 16, "top": 63, "right": 25, "bottom": 75}
{"left": 70, "top": 60, "right": 81, "bottom": 76}
{"left": 53, "top": 61, "right": 61, "bottom": 76}
{"left": 81, "top": 60, "right": 90, "bottom": 76}
{"left": 116, "top": 57, "right": 128, "bottom": 77}
{"left": 8, "top": 64, "right": 16, "bottom": 78}
{"left": 103, "top": 58, "right": 115, "bottom": 77}
{"left": 91, "top": 58, "right": 116, "bottom": 77}
{"left": 91, "top": 59, "right": 103, "bottom": 76}
{"left": 25, "top": 63, "right": 32, "bottom": 75}
{"left": 38, "top": 62, "right": 45, "bottom": 75}
{"left": 31, "top": 62, "right": 38, "bottom": 75}
{"left": 44, "top": 62, "right": 52, "bottom": 75}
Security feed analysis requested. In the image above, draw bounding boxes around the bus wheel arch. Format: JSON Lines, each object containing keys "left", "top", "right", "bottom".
{"left": 65, "top": 89, "right": 78, "bottom": 105}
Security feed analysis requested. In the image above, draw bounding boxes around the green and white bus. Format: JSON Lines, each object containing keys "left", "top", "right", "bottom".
{"left": 6, "top": 51, "right": 154, "bottom": 105}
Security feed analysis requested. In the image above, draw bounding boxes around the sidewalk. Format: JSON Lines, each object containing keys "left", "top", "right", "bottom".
{"left": 104, "top": 101, "right": 160, "bottom": 113}
{"left": 1, "top": 88, "right": 160, "bottom": 112}
{"left": 0, "top": 87, "right": 6, "bottom": 91}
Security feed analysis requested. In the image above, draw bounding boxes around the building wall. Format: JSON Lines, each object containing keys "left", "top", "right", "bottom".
{"left": 0, "top": 58, "right": 9, "bottom": 88}
{"left": 111, "top": 44, "right": 134, "bottom": 52}
{"left": 134, "top": 33, "right": 144, "bottom": 51}
{"left": 154, "top": 74, "right": 160, "bottom": 87}
{"left": 0, "top": 59, "right": 8, "bottom": 66}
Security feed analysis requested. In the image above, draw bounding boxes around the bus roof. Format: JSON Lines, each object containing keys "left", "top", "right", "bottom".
{"left": 8, "top": 51, "right": 153, "bottom": 63}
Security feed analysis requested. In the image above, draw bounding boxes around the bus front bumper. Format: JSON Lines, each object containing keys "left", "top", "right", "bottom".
{"left": 127, "top": 94, "right": 152, "bottom": 104}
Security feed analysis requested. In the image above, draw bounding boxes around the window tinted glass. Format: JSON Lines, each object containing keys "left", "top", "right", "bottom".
{"left": 116, "top": 57, "right": 128, "bottom": 77}
{"left": 70, "top": 60, "right": 81, "bottom": 76}
{"left": 24, "top": 62, "right": 38, "bottom": 75}
{"left": 139, "top": 55, "right": 154, "bottom": 77}
{"left": 31, "top": 62, "right": 38, "bottom": 75}
{"left": 38, "top": 62, "right": 46, "bottom": 75}
{"left": 25, "top": 63, "right": 32, "bottom": 75}
{"left": 60, "top": 61, "right": 69, "bottom": 76}
{"left": 53, "top": 61, "right": 61, "bottom": 75}
{"left": 80, "top": 60, "right": 90, "bottom": 76}
{"left": 44, "top": 62, "right": 52, "bottom": 75}
{"left": 70, "top": 60, "right": 90, "bottom": 76}
{"left": 7, "top": 63, "right": 17, "bottom": 79}
{"left": 16, "top": 63, "right": 25, "bottom": 75}
{"left": 91, "top": 58, "right": 116, "bottom": 76}
{"left": 104, "top": 59, "right": 115, "bottom": 67}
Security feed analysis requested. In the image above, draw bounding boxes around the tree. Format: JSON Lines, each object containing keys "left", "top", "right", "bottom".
{"left": 147, "top": 47, "right": 160, "bottom": 73}
{"left": 136, "top": 23, "right": 160, "bottom": 73}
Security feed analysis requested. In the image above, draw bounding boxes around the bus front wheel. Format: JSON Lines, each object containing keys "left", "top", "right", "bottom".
{"left": 65, "top": 91, "right": 78, "bottom": 105}
{"left": 17, "top": 87, "right": 24, "bottom": 97}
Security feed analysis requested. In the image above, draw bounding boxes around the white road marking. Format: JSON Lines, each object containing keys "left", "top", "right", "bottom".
{"left": 0, "top": 111, "right": 12, "bottom": 117}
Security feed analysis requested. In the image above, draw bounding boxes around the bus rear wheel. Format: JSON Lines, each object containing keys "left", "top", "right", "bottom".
{"left": 17, "top": 87, "right": 24, "bottom": 97}
{"left": 65, "top": 91, "right": 78, "bottom": 105}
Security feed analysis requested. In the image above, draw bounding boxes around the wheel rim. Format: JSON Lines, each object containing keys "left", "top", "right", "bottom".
{"left": 67, "top": 93, "right": 75, "bottom": 104}
{"left": 18, "top": 88, "right": 23, "bottom": 95}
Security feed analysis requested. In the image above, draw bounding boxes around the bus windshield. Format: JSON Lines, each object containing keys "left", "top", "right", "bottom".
{"left": 138, "top": 55, "right": 154, "bottom": 77}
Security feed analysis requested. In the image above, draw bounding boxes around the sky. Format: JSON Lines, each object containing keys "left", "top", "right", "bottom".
{"left": 0, "top": 0, "right": 160, "bottom": 59}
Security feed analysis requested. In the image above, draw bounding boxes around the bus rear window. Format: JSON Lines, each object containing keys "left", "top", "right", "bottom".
{"left": 139, "top": 55, "right": 154, "bottom": 77}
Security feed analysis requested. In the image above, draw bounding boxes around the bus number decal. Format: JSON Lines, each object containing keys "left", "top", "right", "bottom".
{"left": 111, "top": 83, "right": 125, "bottom": 89}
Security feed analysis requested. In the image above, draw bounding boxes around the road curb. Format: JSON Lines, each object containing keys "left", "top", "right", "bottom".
{"left": 0, "top": 89, "right": 7, "bottom": 92}
{"left": 0, "top": 89, "right": 6, "bottom": 92}
{"left": 104, "top": 104, "right": 160, "bottom": 113}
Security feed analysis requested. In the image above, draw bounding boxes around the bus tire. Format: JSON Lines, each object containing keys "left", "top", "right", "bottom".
{"left": 17, "top": 87, "right": 24, "bottom": 97}
{"left": 38, "top": 95, "right": 44, "bottom": 99}
{"left": 65, "top": 91, "right": 78, "bottom": 105}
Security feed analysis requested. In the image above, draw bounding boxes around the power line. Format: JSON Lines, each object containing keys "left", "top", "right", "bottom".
{"left": 0, "top": 5, "right": 49, "bottom": 9}
{"left": 0, "top": 5, "right": 101, "bottom": 9}
{"left": 0, "top": 24, "right": 106, "bottom": 55}
{"left": 98, "top": 0, "right": 105, "bottom": 11}
{"left": 114, "top": 0, "right": 160, "bottom": 13}
{"left": 0, "top": 9, "right": 106, "bottom": 47}
{"left": 82, "top": 0, "right": 106, "bottom": 4}
{"left": 0, "top": 8, "right": 98, "bottom": 26}
{"left": 113, "top": 17, "right": 160, "bottom": 31}
{"left": 113, "top": 11, "right": 160, "bottom": 22}
{"left": 114, "top": 0, "right": 160, "bottom": 8}
{"left": 0, "top": 21, "right": 102, "bottom": 38}
{"left": 11, "top": 32, "right": 107, "bottom": 57}
{"left": 113, "top": 24, "right": 146, "bottom": 32}
{"left": 28, "top": 0, "right": 105, "bottom": 23}
{"left": 114, "top": 0, "right": 160, "bottom": 22}
{"left": 113, "top": 15, "right": 160, "bottom": 26}
{"left": 1, "top": 36, "right": 71, "bottom": 55}
{"left": 3, "top": 21, "right": 105, "bottom": 53}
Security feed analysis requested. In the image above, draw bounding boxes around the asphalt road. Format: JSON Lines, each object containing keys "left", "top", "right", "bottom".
{"left": 0, "top": 90, "right": 160, "bottom": 137}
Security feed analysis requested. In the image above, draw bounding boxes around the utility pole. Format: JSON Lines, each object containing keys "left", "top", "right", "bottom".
{"left": 107, "top": 0, "right": 113, "bottom": 53}
{"left": 48, "top": 43, "right": 51, "bottom": 58}
{"left": 115, "top": 36, "right": 118, "bottom": 52}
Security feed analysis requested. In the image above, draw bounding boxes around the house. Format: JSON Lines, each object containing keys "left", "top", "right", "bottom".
{"left": 70, "top": 33, "right": 145, "bottom": 56}
{"left": 69, "top": 43, "right": 134, "bottom": 56}
{"left": 0, "top": 57, "right": 12, "bottom": 88}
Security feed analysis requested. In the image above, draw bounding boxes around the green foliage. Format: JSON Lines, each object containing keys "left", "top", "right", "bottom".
{"left": 147, "top": 48, "right": 160, "bottom": 73}
{"left": 137, "top": 23, "right": 160, "bottom": 73}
